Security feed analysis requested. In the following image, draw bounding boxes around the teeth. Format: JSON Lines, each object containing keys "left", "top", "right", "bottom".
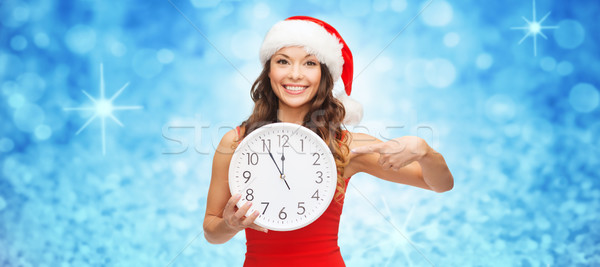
{"left": 285, "top": 86, "right": 307, "bottom": 91}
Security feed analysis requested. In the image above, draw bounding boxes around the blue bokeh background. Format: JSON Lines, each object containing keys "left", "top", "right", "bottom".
{"left": 1, "top": 0, "right": 599, "bottom": 266}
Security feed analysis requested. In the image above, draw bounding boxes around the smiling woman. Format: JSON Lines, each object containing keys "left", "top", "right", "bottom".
{"left": 203, "top": 16, "right": 453, "bottom": 266}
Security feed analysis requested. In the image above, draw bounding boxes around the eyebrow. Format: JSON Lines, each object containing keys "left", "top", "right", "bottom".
{"left": 274, "top": 53, "right": 315, "bottom": 59}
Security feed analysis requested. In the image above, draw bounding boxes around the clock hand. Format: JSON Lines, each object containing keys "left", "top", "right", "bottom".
{"left": 281, "top": 146, "right": 291, "bottom": 190}
{"left": 267, "top": 147, "right": 290, "bottom": 190}
{"left": 267, "top": 147, "right": 283, "bottom": 176}
{"left": 281, "top": 146, "right": 285, "bottom": 176}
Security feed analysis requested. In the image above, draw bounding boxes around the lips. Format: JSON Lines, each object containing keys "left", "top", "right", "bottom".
{"left": 283, "top": 85, "right": 309, "bottom": 95}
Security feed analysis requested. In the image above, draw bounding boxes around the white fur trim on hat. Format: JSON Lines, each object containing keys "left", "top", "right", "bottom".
{"left": 333, "top": 80, "right": 363, "bottom": 125}
{"left": 259, "top": 20, "right": 345, "bottom": 82}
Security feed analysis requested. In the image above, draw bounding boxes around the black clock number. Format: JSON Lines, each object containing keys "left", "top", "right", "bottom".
{"left": 246, "top": 188, "right": 254, "bottom": 201}
{"left": 279, "top": 207, "right": 287, "bottom": 220}
{"left": 312, "top": 153, "right": 320, "bottom": 165}
{"left": 312, "top": 190, "right": 320, "bottom": 201}
{"left": 261, "top": 202, "right": 269, "bottom": 215}
{"left": 297, "top": 202, "right": 306, "bottom": 215}
{"left": 315, "top": 171, "right": 323, "bottom": 184}
{"left": 278, "top": 134, "right": 290, "bottom": 147}
{"left": 299, "top": 139, "right": 304, "bottom": 152}
{"left": 243, "top": 171, "right": 251, "bottom": 183}
{"left": 262, "top": 139, "right": 271, "bottom": 152}
{"left": 247, "top": 153, "right": 259, "bottom": 165}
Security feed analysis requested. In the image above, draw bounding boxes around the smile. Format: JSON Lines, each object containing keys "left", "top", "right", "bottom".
{"left": 283, "top": 85, "right": 309, "bottom": 95}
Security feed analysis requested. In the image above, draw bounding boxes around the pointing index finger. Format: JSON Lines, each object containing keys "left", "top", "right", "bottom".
{"left": 351, "top": 142, "right": 385, "bottom": 154}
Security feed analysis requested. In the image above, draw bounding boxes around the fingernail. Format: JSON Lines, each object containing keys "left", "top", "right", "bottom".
{"left": 235, "top": 194, "right": 241, "bottom": 199}
{"left": 263, "top": 229, "right": 269, "bottom": 233}
{"left": 350, "top": 149, "right": 355, "bottom": 153}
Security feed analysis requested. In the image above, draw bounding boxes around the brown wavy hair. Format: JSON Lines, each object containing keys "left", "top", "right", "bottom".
{"left": 237, "top": 59, "right": 351, "bottom": 202}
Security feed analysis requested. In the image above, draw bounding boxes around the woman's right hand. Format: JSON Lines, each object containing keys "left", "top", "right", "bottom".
{"left": 223, "top": 194, "right": 269, "bottom": 233}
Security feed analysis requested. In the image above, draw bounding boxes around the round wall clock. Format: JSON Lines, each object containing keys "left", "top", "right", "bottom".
{"left": 228, "top": 122, "right": 338, "bottom": 231}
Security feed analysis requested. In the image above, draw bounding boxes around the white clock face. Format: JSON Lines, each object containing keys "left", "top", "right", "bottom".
{"left": 228, "top": 122, "right": 337, "bottom": 231}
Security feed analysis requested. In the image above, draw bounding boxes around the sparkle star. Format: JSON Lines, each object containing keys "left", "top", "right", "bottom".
{"left": 64, "top": 63, "right": 143, "bottom": 155}
{"left": 361, "top": 199, "right": 435, "bottom": 266}
{"left": 510, "top": 0, "right": 558, "bottom": 56}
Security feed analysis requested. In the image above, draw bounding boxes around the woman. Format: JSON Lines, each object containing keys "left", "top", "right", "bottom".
{"left": 203, "top": 16, "right": 454, "bottom": 266}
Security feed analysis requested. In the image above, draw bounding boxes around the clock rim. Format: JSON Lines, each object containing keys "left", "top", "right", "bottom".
{"left": 228, "top": 122, "right": 338, "bottom": 231}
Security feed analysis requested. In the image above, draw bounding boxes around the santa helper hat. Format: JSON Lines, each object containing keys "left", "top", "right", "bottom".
{"left": 259, "top": 16, "right": 363, "bottom": 125}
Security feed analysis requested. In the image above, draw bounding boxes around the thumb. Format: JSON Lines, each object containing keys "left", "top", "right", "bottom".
{"left": 351, "top": 142, "right": 385, "bottom": 154}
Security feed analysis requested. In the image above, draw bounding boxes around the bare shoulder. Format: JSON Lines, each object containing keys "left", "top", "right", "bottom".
{"left": 215, "top": 127, "right": 243, "bottom": 155}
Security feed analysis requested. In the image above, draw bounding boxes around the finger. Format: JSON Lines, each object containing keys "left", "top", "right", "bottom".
{"left": 351, "top": 142, "right": 385, "bottom": 154}
{"left": 248, "top": 223, "right": 269, "bottom": 233}
{"left": 234, "top": 201, "right": 252, "bottom": 220}
{"left": 242, "top": 210, "right": 260, "bottom": 227}
{"left": 225, "top": 194, "right": 242, "bottom": 210}
{"left": 377, "top": 155, "right": 388, "bottom": 166}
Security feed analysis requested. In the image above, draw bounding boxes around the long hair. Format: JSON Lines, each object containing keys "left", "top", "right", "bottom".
{"left": 238, "top": 59, "right": 351, "bottom": 202}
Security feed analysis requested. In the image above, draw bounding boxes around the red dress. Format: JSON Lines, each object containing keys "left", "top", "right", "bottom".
{"left": 236, "top": 126, "right": 350, "bottom": 266}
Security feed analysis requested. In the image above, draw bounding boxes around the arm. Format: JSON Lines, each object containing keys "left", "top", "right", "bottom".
{"left": 203, "top": 130, "right": 267, "bottom": 244}
{"left": 345, "top": 132, "right": 453, "bottom": 193}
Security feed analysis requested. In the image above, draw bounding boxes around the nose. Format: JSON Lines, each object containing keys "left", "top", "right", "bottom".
{"left": 288, "top": 64, "right": 304, "bottom": 80}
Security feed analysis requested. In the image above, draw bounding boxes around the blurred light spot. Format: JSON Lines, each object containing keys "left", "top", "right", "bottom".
{"left": 421, "top": 0, "right": 453, "bottom": 27}
{"left": 554, "top": 20, "right": 585, "bottom": 49}
{"left": 0, "top": 138, "right": 14, "bottom": 153}
{"left": 374, "top": 56, "right": 393, "bottom": 72}
{"left": 556, "top": 61, "right": 573, "bottom": 76}
{"left": 35, "top": 124, "right": 52, "bottom": 140}
{"left": 190, "top": 0, "right": 221, "bottom": 8}
{"left": 8, "top": 93, "right": 26, "bottom": 108}
{"left": 540, "top": 56, "right": 556, "bottom": 72}
{"left": 230, "top": 30, "right": 261, "bottom": 60}
{"left": 65, "top": 25, "right": 97, "bottom": 54}
{"left": 2, "top": 81, "right": 18, "bottom": 95}
{"left": 390, "top": 0, "right": 407, "bottom": 12}
{"left": 10, "top": 35, "right": 28, "bottom": 51}
{"left": 157, "top": 49, "right": 175, "bottom": 64}
{"left": 13, "top": 103, "right": 45, "bottom": 132}
{"left": 476, "top": 53, "right": 493, "bottom": 70}
{"left": 425, "top": 58, "right": 456, "bottom": 88}
{"left": 253, "top": 3, "right": 270, "bottom": 19}
{"left": 0, "top": 196, "right": 6, "bottom": 211}
{"left": 173, "top": 161, "right": 189, "bottom": 177}
{"left": 17, "top": 72, "right": 46, "bottom": 102}
{"left": 110, "top": 41, "right": 126, "bottom": 57}
{"left": 34, "top": 32, "right": 50, "bottom": 48}
{"left": 340, "top": 0, "right": 370, "bottom": 17}
{"left": 486, "top": 94, "right": 516, "bottom": 123}
{"left": 132, "top": 49, "right": 163, "bottom": 78}
{"left": 373, "top": 0, "right": 388, "bottom": 12}
{"left": 443, "top": 32, "right": 460, "bottom": 47}
{"left": 404, "top": 59, "right": 429, "bottom": 87}
{"left": 12, "top": 5, "right": 30, "bottom": 22}
{"left": 569, "top": 83, "right": 598, "bottom": 113}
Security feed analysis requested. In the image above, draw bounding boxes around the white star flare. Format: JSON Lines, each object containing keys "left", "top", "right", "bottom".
{"left": 510, "top": 0, "right": 558, "bottom": 56}
{"left": 64, "top": 63, "right": 143, "bottom": 155}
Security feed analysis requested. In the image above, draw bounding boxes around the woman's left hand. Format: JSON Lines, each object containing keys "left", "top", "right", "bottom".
{"left": 351, "top": 136, "right": 429, "bottom": 171}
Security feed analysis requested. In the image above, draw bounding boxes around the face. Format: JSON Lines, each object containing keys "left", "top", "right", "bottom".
{"left": 268, "top": 46, "right": 322, "bottom": 111}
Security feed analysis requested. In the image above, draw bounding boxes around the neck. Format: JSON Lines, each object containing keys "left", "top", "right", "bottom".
{"left": 276, "top": 102, "right": 310, "bottom": 125}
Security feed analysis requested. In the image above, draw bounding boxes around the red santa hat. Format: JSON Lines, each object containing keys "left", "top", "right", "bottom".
{"left": 259, "top": 16, "right": 363, "bottom": 125}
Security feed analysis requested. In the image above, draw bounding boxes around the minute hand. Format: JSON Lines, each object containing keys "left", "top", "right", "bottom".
{"left": 267, "top": 148, "right": 291, "bottom": 190}
{"left": 267, "top": 148, "right": 283, "bottom": 175}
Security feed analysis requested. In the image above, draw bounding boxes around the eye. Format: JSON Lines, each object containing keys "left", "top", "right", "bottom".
{"left": 306, "top": 61, "right": 318, "bottom": 66}
{"left": 276, "top": 59, "right": 289, "bottom": 65}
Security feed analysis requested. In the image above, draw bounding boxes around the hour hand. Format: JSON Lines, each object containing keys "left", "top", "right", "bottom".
{"left": 281, "top": 146, "right": 286, "bottom": 175}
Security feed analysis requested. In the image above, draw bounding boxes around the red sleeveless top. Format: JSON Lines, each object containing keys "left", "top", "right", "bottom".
{"left": 236, "top": 127, "right": 350, "bottom": 266}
